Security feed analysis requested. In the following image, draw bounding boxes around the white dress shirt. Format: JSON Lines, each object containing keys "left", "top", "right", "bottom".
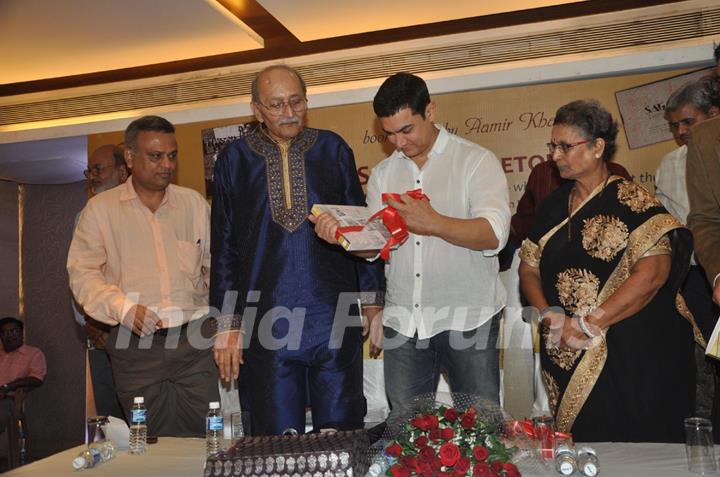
{"left": 655, "top": 145, "right": 689, "bottom": 223}
{"left": 655, "top": 145, "right": 696, "bottom": 265}
{"left": 366, "top": 126, "right": 510, "bottom": 339}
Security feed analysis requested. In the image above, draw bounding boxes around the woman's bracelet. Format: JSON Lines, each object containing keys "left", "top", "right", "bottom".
{"left": 578, "top": 315, "right": 598, "bottom": 338}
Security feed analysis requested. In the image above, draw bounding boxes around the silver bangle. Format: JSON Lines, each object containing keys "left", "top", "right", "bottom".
{"left": 578, "top": 315, "right": 598, "bottom": 338}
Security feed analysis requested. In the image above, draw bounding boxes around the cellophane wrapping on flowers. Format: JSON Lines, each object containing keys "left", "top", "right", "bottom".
{"left": 366, "top": 392, "right": 549, "bottom": 476}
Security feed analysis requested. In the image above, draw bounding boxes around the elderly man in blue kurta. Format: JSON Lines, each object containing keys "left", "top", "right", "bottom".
{"left": 210, "top": 65, "right": 384, "bottom": 436}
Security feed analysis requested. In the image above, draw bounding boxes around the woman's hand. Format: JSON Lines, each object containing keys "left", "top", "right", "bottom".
{"left": 544, "top": 310, "right": 592, "bottom": 351}
{"left": 560, "top": 315, "right": 592, "bottom": 350}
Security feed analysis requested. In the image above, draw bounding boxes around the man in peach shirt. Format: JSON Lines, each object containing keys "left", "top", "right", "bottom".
{"left": 0, "top": 317, "right": 46, "bottom": 436}
{"left": 68, "top": 116, "right": 220, "bottom": 437}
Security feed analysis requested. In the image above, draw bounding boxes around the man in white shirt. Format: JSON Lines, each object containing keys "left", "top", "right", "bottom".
{"left": 314, "top": 73, "right": 510, "bottom": 422}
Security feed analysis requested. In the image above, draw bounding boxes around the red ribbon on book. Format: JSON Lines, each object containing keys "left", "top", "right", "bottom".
{"left": 335, "top": 189, "right": 429, "bottom": 261}
{"left": 369, "top": 189, "right": 428, "bottom": 260}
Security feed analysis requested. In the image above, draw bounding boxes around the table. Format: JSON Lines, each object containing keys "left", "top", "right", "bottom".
{"left": 2, "top": 438, "right": 712, "bottom": 476}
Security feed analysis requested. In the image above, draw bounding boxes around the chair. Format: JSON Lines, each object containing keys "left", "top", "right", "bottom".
{"left": 6, "top": 387, "right": 32, "bottom": 469}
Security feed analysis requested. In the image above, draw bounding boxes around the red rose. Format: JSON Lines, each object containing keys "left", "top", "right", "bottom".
{"left": 427, "top": 415, "right": 440, "bottom": 430}
{"left": 472, "top": 445, "right": 489, "bottom": 462}
{"left": 414, "top": 435, "right": 429, "bottom": 448}
{"left": 461, "top": 414, "right": 476, "bottom": 429}
{"left": 455, "top": 457, "right": 471, "bottom": 475}
{"left": 431, "top": 457, "right": 443, "bottom": 471}
{"left": 411, "top": 414, "right": 431, "bottom": 431}
{"left": 439, "top": 443, "right": 461, "bottom": 466}
{"left": 419, "top": 446, "right": 436, "bottom": 460}
{"left": 441, "top": 427, "right": 454, "bottom": 440}
{"left": 473, "top": 462, "right": 492, "bottom": 477}
{"left": 429, "top": 429, "right": 442, "bottom": 441}
{"left": 416, "top": 460, "right": 433, "bottom": 474}
{"left": 385, "top": 442, "right": 403, "bottom": 457}
{"left": 444, "top": 408, "right": 459, "bottom": 422}
{"left": 401, "top": 456, "right": 417, "bottom": 469}
{"left": 438, "top": 472, "right": 452, "bottom": 477}
{"left": 390, "top": 465, "right": 411, "bottom": 477}
{"left": 491, "top": 461, "right": 504, "bottom": 473}
{"left": 466, "top": 405, "right": 478, "bottom": 417}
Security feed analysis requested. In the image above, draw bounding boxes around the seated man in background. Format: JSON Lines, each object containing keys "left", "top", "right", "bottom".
{"left": 0, "top": 317, "right": 47, "bottom": 435}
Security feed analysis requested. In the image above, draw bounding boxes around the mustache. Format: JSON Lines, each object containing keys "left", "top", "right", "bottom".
{"left": 278, "top": 117, "right": 300, "bottom": 126}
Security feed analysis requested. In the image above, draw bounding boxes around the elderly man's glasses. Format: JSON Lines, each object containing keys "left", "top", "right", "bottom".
{"left": 256, "top": 97, "right": 307, "bottom": 116}
{"left": 83, "top": 164, "right": 113, "bottom": 178}
{"left": 546, "top": 140, "right": 590, "bottom": 155}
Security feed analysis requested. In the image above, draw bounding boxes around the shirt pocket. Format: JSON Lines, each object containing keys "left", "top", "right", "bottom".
{"left": 176, "top": 240, "right": 202, "bottom": 284}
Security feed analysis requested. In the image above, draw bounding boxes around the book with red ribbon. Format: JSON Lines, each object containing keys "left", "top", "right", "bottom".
{"left": 311, "top": 189, "right": 428, "bottom": 260}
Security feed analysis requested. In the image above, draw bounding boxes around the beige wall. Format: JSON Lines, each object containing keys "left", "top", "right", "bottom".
{"left": 89, "top": 67, "right": 690, "bottom": 208}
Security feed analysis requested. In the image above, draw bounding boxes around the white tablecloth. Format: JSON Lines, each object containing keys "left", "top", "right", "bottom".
{"left": 3, "top": 438, "right": 714, "bottom": 477}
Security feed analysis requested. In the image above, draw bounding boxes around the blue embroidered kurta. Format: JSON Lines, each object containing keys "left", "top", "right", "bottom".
{"left": 210, "top": 126, "right": 382, "bottom": 313}
{"left": 209, "top": 126, "right": 383, "bottom": 434}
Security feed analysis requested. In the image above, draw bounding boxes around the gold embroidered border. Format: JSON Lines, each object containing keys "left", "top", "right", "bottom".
{"left": 555, "top": 338, "right": 607, "bottom": 432}
{"left": 555, "top": 212, "right": 684, "bottom": 432}
{"left": 542, "top": 370, "right": 560, "bottom": 416}
{"left": 519, "top": 239, "right": 540, "bottom": 267}
{"left": 677, "top": 293, "right": 706, "bottom": 348}
{"left": 248, "top": 127, "right": 317, "bottom": 233}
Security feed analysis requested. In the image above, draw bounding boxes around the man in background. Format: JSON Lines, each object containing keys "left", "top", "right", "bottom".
{"left": 85, "top": 144, "right": 128, "bottom": 195}
{"left": 68, "top": 116, "right": 219, "bottom": 436}
{"left": 72, "top": 144, "right": 128, "bottom": 420}
{"left": 0, "top": 317, "right": 46, "bottom": 435}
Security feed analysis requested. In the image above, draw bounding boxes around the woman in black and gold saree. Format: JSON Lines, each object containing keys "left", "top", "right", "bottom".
{"left": 519, "top": 100, "right": 703, "bottom": 442}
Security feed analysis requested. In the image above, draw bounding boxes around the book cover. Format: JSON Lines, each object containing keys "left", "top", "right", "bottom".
{"left": 311, "top": 204, "right": 392, "bottom": 252}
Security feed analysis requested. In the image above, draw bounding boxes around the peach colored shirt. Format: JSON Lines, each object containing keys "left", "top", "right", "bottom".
{"left": 0, "top": 344, "right": 47, "bottom": 384}
{"left": 67, "top": 178, "right": 210, "bottom": 328}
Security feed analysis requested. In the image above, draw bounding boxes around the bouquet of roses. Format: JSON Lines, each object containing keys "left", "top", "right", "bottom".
{"left": 381, "top": 404, "right": 520, "bottom": 477}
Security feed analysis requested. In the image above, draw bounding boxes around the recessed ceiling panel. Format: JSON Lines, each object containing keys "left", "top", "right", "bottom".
{"left": 0, "top": 135, "right": 87, "bottom": 184}
{"left": 258, "top": 0, "right": 586, "bottom": 41}
{"left": 0, "top": 0, "right": 263, "bottom": 84}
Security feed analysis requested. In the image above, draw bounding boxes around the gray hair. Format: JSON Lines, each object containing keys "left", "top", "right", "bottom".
{"left": 665, "top": 80, "right": 716, "bottom": 115}
{"left": 251, "top": 65, "right": 307, "bottom": 103}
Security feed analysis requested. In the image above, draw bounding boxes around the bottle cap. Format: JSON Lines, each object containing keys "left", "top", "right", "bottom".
{"left": 72, "top": 456, "right": 86, "bottom": 470}
{"left": 133, "top": 396, "right": 144, "bottom": 404}
{"left": 209, "top": 401, "right": 220, "bottom": 409}
{"left": 582, "top": 462, "right": 598, "bottom": 477}
{"left": 368, "top": 463, "right": 382, "bottom": 476}
{"left": 559, "top": 461, "right": 575, "bottom": 475}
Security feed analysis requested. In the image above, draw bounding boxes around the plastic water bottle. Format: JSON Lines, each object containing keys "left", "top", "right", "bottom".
{"left": 129, "top": 396, "right": 148, "bottom": 455}
{"left": 72, "top": 441, "right": 116, "bottom": 470}
{"left": 554, "top": 443, "right": 578, "bottom": 475}
{"left": 367, "top": 452, "right": 396, "bottom": 476}
{"left": 206, "top": 401, "right": 223, "bottom": 456}
{"left": 578, "top": 447, "right": 600, "bottom": 476}
{"left": 365, "top": 452, "right": 397, "bottom": 477}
